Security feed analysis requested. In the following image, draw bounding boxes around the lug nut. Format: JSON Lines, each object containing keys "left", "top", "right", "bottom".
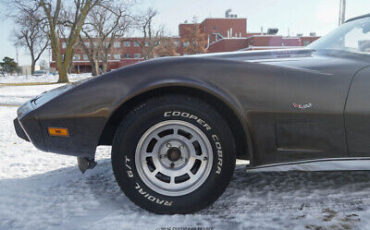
{"left": 166, "top": 143, "right": 172, "bottom": 148}
{"left": 170, "top": 162, "right": 175, "bottom": 168}
{"left": 203, "top": 156, "right": 208, "bottom": 161}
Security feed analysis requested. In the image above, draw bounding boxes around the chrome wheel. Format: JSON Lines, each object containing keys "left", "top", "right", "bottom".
{"left": 135, "top": 120, "right": 213, "bottom": 196}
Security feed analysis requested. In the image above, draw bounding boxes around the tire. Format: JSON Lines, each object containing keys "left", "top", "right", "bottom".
{"left": 111, "top": 95, "right": 236, "bottom": 214}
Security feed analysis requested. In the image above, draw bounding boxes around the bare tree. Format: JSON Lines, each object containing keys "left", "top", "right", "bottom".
{"left": 78, "top": 34, "right": 100, "bottom": 76}
{"left": 7, "top": 0, "right": 101, "bottom": 82}
{"left": 40, "top": 0, "right": 101, "bottom": 82}
{"left": 135, "top": 8, "right": 163, "bottom": 60}
{"left": 80, "top": 1, "right": 131, "bottom": 75}
{"left": 39, "top": 59, "right": 49, "bottom": 70}
{"left": 181, "top": 21, "right": 207, "bottom": 55}
{"left": 154, "top": 37, "right": 179, "bottom": 57}
{"left": 13, "top": 8, "right": 49, "bottom": 74}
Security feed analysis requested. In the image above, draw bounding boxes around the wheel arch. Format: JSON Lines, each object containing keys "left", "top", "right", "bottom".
{"left": 98, "top": 81, "right": 252, "bottom": 160}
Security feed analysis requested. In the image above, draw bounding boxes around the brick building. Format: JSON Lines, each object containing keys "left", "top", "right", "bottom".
{"left": 52, "top": 14, "right": 320, "bottom": 73}
{"left": 180, "top": 18, "right": 248, "bottom": 43}
{"left": 50, "top": 37, "right": 183, "bottom": 73}
{"left": 179, "top": 17, "right": 319, "bottom": 53}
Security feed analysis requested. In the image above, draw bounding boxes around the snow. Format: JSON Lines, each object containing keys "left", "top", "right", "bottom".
{"left": 0, "top": 73, "right": 92, "bottom": 84}
{"left": 1, "top": 80, "right": 370, "bottom": 229}
{"left": 0, "top": 73, "right": 91, "bottom": 106}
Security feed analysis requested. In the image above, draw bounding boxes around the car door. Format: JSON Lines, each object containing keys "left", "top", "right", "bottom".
{"left": 243, "top": 56, "right": 351, "bottom": 165}
{"left": 345, "top": 65, "right": 370, "bottom": 156}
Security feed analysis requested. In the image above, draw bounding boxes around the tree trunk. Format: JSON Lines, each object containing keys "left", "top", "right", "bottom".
{"left": 54, "top": 51, "right": 69, "bottom": 83}
{"left": 91, "top": 65, "right": 97, "bottom": 76}
{"left": 102, "top": 60, "right": 107, "bottom": 73}
{"left": 90, "top": 60, "right": 97, "bottom": 76}
{"left": 67, "top": 62, "right": 73, "bottom": 74}
{"left": 92, "top": 60, "right": 99, "bottom": 76}
{"left": 31, "top": 60, "right": 36, "bottom": 75}
{"left": 49, "top": 32, "right": 69, "bottom": 83}
{"left": 57, "top": 67, "right": 68, "bottom": 83}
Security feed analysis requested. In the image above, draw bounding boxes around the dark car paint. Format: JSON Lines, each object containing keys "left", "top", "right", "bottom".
{"left": 345, "top": 66, "right": 370, "bottom": 156}
{"left": 15, "top": 48, "right": 370, "bottom": 167}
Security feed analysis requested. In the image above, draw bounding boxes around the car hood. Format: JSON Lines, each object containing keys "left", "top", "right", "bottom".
{"left": 196, "top": 48, "right": 369, "bottom": 76}
{"left": 197, "top": 48, "right": 313, "bottom": 61}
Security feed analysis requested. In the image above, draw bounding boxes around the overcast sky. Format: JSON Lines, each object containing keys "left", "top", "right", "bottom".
{"left": 0, "top": 0, "right": 368, "bottom": 66}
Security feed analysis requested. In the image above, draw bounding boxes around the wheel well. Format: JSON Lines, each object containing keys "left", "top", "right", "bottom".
{"left": 98, "top": 86, "right": 249, "bottom": 159}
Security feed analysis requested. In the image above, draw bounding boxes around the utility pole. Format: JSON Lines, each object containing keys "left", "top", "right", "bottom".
{"left": 338, "top": 0, "right": 346, "bottom": 26}
{"left": 15, "top": 46, "right": 19, "bottom": 76}
{"left": 48, "top": 47, "right": 51, "bottom": 72}
{"left": 15, "top": 46, "right": 19, "bottom": 64}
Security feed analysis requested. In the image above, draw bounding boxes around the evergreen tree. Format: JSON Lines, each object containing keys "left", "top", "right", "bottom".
{"left": 0, "top": 57, "right": 18, "bottom": 74}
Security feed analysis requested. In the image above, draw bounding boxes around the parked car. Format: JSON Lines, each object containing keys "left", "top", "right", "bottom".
{"left": 14, "top": 14, "right": 370, "bottom": 214}
{"left": 51, "top": 71, "right": 58, "bottom": 76}
{"left": 32, "top": 70, "right": 48, "bottom": 76}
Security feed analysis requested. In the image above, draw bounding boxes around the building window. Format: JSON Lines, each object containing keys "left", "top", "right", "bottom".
{"left": 104, "top": 42, "right": 110, "bottom": 48}
{"left": 93, "top": 42, "right": 98, "bottom": 47}
{"left": 174, "top": 41, "right": 180, "bottom": 47}
{"left": 83, "top": 54, "right": 88, "bottom": 60}
{"left": 107, "top": 54, "right": 111, "bottom": 59}
{"left": 134, "top": 53, "right": 141, "bottom": 58}
{"left": 183, "top": 41, "right": 190, "bottom": 48}
{"left": 62, "top": 42, "right": 66, "bottom": 48}
{"left": 84, "top": 42, "right": 90, "bottom": 47}
{"left": 114, "top": 42, "right": 121, "bottom": 48}
{"left": 124, "top": 53, "right": 131, "bottom": 58}
{"left": 134, "top": 41, "right": 140, "bottom": 47}
{"left": 73, "top": 54, "right": 80, "bottom": 60}
{"left": 144, "top": 41, "right": 149, "bottom": 47}
{"left": 114, "top": 54, "right": 121, "bottom": 60}
{"left": 124, "top": 41, "right": 131, "bottom": 47}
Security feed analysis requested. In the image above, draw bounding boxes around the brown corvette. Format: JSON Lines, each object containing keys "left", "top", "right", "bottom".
{"left": 14, "top": 14, "right": 370, "bottom": 214}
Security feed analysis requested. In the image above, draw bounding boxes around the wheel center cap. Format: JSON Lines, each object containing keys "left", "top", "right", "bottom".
{"left": 167, "top": 147, "right": 181, "bottom": 162}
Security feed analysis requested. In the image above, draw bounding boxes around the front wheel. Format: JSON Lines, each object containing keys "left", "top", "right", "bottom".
{"left": 111, "top": 95, "right": 236, "bottom": 214}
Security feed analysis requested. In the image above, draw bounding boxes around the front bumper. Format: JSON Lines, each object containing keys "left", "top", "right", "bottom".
{"left": 13, "top": 80, "right": 106, "bottom": 158}
{"left": 14, "top": 100, "right": 48, "bottom": 152}
{"left": 13, "top": 118, "right": 29, "bottom": 141}
{"left": 13, "top": 84, "right": 80, "bottom": 153}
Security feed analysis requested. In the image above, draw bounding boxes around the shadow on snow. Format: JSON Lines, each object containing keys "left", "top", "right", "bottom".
{"left": 1, "top": 159, "right": 370, "bottom": 229}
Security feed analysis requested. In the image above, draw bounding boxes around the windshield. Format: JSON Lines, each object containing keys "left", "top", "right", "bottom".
{"left": 309, "top": 16, "right": 370, "bottom": 55}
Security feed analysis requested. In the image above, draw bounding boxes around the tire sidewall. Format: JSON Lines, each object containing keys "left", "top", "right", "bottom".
{"left": 112, "top": 96, "right": 235, "bottom": 214}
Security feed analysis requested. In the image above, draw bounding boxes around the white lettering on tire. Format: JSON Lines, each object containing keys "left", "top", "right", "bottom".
{"left": 164, "top": 111, "right": 211, "bottom": 131}
{"left": 212, "top": 135, "right": 223, "bottom": 174}
{"left": 126, "top": 156, "right": 173, "bottom": 206}
{"left": 124, "top": 156, "right": 134, "bottom": 178}
{"left": 135, "top": 183, "right": 173, "bottom": 206}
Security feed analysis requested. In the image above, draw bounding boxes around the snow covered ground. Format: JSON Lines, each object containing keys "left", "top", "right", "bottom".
{"left": 0, "top": 74, "right": 91, "bottom": 106}
{"left": 0, "top": 73, "right": 92, "bottom": 84}
{"left": 1, "top": 79, "right": 370, "bottom": 229}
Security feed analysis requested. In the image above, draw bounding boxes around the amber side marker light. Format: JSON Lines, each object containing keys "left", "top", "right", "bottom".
{"left": 48, "top": 127, "right": 69, "bottom": 137}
